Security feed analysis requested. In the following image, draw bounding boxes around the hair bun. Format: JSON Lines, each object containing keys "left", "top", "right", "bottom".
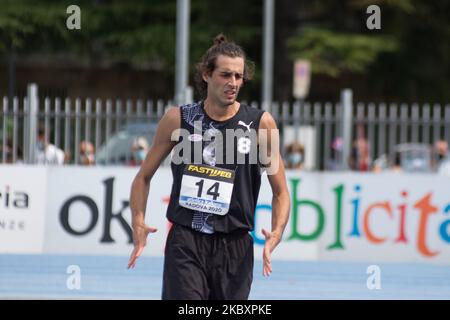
{"left": 213, "top": 34, "right": 227, "bottom": 45}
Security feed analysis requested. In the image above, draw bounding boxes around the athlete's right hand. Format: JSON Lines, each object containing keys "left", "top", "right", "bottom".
{"left": 127, "top": 224, "right": 158, "bottom": 269}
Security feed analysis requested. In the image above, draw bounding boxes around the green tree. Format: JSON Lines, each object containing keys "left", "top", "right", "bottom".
{"left": 0, "top": 1, "right": 177, "bottom": 71}
{"left": 0, "top": 0, "right": 263, "bottom": 100}
{"left": 285, "top": 0, "right": 450, "bottom": 102}
{"left": 2, "top": 0, "right": 448, "bottom": 102}
{"left": 288, "top": 27, "right": 397, "bottom": 77}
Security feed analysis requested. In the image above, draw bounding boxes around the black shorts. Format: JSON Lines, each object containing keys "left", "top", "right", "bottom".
{"left": 162, "top": 223, "right": 254, "bottom": 300}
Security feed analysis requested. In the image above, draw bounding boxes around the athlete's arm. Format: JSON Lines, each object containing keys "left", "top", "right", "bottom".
{"left": 128, "top": 106, "right": 180, "bottom": 269}
{"left": 258, "top": 112, "right": 290, "bottom": 276}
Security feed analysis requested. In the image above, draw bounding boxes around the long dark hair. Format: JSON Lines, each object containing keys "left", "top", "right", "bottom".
{"left": 194, "top": 34, "right": 254, "bottom": 98}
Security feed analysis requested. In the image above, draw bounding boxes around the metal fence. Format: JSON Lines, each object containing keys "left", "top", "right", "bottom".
{"left": 1, "top": 83, "right": 449, "bottom": 170}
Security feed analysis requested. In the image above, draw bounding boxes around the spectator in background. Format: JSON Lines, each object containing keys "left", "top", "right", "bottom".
{"left": 35, "top": 125, "right": 65, "bottom": 165}
{"left": 372, "top": 154, "right": 387, "bottom": 173}
{"left": 390, "top": 150, "right": 402, "bottom": 173}
{"left": 79, "top": 140, "right": 95, "bottom": 166}
{"left": 433, "top": 140, "right": 450, "bottom": 176}
{"left": 433, "top": 140, "right": 449, "bottom": 169}
{"left": 64, "top": 150, "right": 72, "bottom": 165}
{"left": 284, "top": 142, "right": 305, "bottom": 170}
{"left": 129, "top": 136, "right": 149, "bottom": 166}
{"left": 325, "top": 137, "right": 343, "bottom": 171}
{"left": 349, "top": 137, "right": 371, "bottom": 171}
{"left": 372, "top": 150, "right": 403, "bottom": 173}
{"left": 1, "top": 138, "right": 23, "bottom": 164}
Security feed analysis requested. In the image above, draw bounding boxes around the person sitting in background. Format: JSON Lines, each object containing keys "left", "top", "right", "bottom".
{"left": 325, "top": 137, "right": 343, "bottom": 171}
{"left": 349, "top": 137, "right": 371, "bottom": 171}
{"left": 1, "top": 138, "right": 23, "bottom": 164}
{"left": 284, "top": 142, "right": 305, "bottom": 170}
{"left": 390, "top": 150, "right": 402, "bottom": 173}
{"left": 64, "top": 150, "right": 72, "bottom": 165}
{"left": 79, "top": 140, "right": 95, "bottom": 166}
{"left": 371, "top": 154, "right": 387, "bottom": 173}
{"left": 129, "top": 136, "right": 149, "bottom": 166}
{"left": 35, "top": 125, "right": 65, "bottom": 165}
{"left": 433, "top": 140, "right": 449, "bottom": 169}
{"left": 433, "top": 140, "right": 450, "bottom": 176}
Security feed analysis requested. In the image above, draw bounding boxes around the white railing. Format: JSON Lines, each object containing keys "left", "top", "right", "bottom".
{"left": 1, "top": 83, "right": 449, "bottom": 170}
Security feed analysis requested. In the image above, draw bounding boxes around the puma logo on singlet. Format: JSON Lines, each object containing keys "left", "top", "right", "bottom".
{"left": 238, "top": 120, "right": 253, "bottom": 132}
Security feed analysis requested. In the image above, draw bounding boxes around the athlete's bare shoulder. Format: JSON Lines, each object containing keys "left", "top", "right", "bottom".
{"left": 259, "top": 111, "right": 277, "bottom": 130}
{"left": 162, "top": 106, "right": 181, "bottom": 124}
{"left": 156, "top": 106, "right": 181, "bottom": 140}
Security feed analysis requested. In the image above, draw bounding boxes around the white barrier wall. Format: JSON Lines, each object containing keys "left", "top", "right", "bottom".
{"left": 1, "top": 165, "right": 449, "bottom": 264}
{"left": 44, "top": 166, "right": 169, "bottom": 256}
{"left": 0, "top": 165, "right": 47, "bottom": 253}
{"left": 283, "top": 172, "right": 450, "bottom": 264}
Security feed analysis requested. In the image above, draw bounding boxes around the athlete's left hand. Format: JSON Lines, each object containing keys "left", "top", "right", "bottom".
{"left": 262, "top": 228, "right": 281, "bottom": 277}
{"left": 127, "top": 223, "right": 158, "bottom": 269}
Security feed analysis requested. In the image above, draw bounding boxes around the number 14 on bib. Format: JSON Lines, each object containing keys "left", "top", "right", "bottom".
{"left": 179, "top": 164, "right": 235, "bottom": 216}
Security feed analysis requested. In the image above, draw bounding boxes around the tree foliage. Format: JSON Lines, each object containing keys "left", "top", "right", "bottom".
{"left": 0, "top": 0, "right": 449, "bottom": 102}
{"left": 288, "top": 28, "right": 397, "bottom": 77}
{"left": 0, "top": 0, "right": 177, "bottom": 70}
{"left": 285, "top": 0, "right": 450, "bottom": 101}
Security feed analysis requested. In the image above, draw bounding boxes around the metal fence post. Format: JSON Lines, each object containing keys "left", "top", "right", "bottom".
{"left": 262, "top": 0, "right": 274, "bottom": 112}
{"left": 174, "top": 0, "right": 190, "bottom": 106}
{"left": 341, "top": 88, "right": 353, "bottom": 170}
{"left": 26, "top": 83, "right": 38, "bottom": 164}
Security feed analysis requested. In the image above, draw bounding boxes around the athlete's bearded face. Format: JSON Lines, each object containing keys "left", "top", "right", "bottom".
{"left": 203, "top": 55, "right": 244, "bottom": 108}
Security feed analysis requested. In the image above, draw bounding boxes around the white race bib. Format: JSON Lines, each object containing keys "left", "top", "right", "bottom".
{"left": 179, "top": 164, "right": 235, "bottom": 216}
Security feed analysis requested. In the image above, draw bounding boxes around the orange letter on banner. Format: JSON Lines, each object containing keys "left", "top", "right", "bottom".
{"left": 413, "top": 193, "right": 439, "bottom": 257}
{"left": 363, "top": 202, "right": 393, "bottom": 244}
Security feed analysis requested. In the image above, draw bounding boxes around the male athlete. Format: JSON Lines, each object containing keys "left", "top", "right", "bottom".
{"left": 128, "top": 34, "right": 290, "bottom": 300}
